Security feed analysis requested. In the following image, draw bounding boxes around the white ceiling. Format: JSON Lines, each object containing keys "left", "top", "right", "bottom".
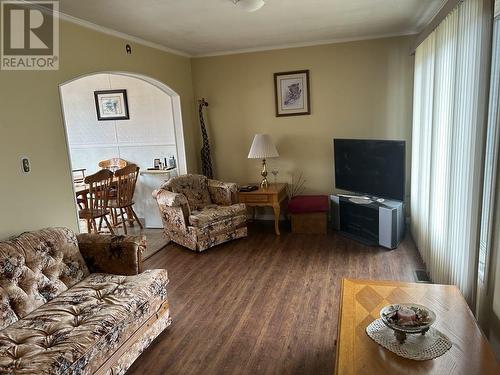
{"left": 56, "top": 0, "right": 445, "bottom": 56}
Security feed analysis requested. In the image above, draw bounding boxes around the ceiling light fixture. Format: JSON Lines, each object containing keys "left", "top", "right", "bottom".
{"left": 233, "top": 0, "right": 265, "bottom": 12}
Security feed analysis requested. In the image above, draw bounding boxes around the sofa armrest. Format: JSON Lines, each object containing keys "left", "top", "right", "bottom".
{"left": 208, "top": 179, "right": 239, "bottom": 206}
{"left": 77, "top": 234, "right": 145, "bottom": 275}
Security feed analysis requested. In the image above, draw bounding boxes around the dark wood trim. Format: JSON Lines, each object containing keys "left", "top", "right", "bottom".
{"left": 410, "top": 0, "right": 463, "bottom": 55}
{"left": 274, "top": 69, "right": 311, "bottom": 117}
{"left": 94, "top": 89, "right": 130, "bottom": 121}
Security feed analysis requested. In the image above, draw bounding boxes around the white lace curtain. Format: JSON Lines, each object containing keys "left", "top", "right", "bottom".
{"left": 411, "top": 0, "right": 491, "bottom": 304}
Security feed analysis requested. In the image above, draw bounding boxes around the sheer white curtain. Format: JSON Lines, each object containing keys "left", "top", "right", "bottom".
{"left": 411, "top": 0, "right": 491, "bottom": 304}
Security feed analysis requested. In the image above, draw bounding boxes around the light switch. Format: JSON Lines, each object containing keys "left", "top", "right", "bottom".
{"left": 21, "top": 157, "right": 31, "bottom": 174}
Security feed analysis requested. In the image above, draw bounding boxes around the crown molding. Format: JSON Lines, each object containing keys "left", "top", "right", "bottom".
{"left": 193, "top": 30, "right": 418, "bottom": 58}
{"left": 19, "top": 1, "right": 192, "bottom": 57}
{"left": 413, "top": 0, "right": 449, "bottom": 31}
{"left": 18, "top": 1, "right": 424, "bottom": 60}
{"left": 411, "top": 0, "right": 463, "bottom": 54}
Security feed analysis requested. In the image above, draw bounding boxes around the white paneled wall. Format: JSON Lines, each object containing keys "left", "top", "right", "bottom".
{"left": 64, "top": 75, "right": 118, "bottom": 147}
{"left": 61, "top": 73, "right": 179, "bottom": 218}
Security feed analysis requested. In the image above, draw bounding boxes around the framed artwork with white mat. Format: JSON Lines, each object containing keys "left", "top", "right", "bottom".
{"left": 94, "top": 89, "right": 130, "bottom": 121}
{"left": 274, "top": 70, "right": 310, "bottom": 117}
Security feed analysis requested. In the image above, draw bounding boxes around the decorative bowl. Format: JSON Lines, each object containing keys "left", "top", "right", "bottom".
{"left": 380, "top": 303, "right": 436, "bottom": 344}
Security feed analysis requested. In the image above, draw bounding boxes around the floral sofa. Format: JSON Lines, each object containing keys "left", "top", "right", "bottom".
{"left": 153, "top": 174, "right": 247, "bottom": 252}
{"left": 0, "top": 228, "right": 170, "bottom": 375}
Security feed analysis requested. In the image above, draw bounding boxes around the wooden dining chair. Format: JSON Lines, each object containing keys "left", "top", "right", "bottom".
{"left": 72, "top": 168, "right": 87, "bottom": 209}
{"left": 78, "top": 169, "right": 114, "bottom": 234}
{"left": 107, "top": 164, "right": 143, "bottom": 234}
{"left": 98, "top": 158, "right": 128, "bottom": 172}
{"left": 72, "top": 168, "right": 86, "bottom": 184}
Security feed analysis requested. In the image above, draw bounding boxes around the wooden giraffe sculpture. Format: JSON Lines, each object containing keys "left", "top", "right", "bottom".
{"left": 198, "top": 98, "right": 214, "bottom": 179}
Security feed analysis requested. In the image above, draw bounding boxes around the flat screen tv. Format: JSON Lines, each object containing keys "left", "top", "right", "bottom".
{"left": 334, "top": 139, "right": 405, "bottom": 201}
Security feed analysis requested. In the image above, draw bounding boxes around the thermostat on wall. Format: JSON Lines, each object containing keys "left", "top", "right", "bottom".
{"left": 20, "top": 156, "right": 31, "bottom": 174}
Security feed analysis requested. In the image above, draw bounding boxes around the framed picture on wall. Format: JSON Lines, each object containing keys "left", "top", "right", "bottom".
{"left": 94, "top": 89, "right": 130, "bottom": 121}
{"left": 274, "top": 70, "right": 310, "bottom": 117}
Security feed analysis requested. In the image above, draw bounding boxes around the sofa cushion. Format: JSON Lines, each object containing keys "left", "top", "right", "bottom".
{"left": 163, "top": 174, "right": 212, "bottom": 210}
{"left": 0, "top": 228, "right": 89, "bottom": 330}
{"left": 0, "top": 269, "right": 169, "bottom": 375}
{"left": 189, "top": 204, "right": 247, "bottom": 228}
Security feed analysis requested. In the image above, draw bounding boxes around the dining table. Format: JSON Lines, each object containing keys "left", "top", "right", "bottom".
{"left": 74, "top": 183, "right": 90, "bottom": 206}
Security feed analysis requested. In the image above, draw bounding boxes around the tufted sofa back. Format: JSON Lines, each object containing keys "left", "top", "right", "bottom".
{"left": 0, "top": 228, "right": 90, "bottom": 330}
{"left": 162, "top": 174, "right": 212, "bottom": 210}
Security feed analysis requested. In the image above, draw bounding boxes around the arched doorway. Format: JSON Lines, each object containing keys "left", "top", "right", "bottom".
{"left": 59, "top": 71, "right": 187, "bottom": 236}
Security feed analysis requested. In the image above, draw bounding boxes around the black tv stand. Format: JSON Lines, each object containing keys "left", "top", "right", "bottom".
{"left": 330, "top": 195, "right": 405, "bottom": 249}
{"left": 339, "top": 196, "right": 380, "bottom": 246}
{"left": 340, "top": 230, "right": 379, "bottom": 247}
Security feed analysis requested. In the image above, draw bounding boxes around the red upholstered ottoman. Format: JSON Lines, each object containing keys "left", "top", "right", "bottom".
{"left": 288, "top": 195, "right": 329, "bottom": 234}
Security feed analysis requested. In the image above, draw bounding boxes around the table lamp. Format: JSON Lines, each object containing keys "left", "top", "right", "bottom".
{"left": 248, "top": 134, "right": 279, "bottom": 189}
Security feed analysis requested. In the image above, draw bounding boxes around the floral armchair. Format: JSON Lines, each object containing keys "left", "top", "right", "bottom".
{"left": 153, "top": 174, "right": 247, "bottom": 252}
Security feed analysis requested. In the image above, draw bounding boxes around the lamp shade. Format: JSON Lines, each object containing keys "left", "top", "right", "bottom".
{"left": 248, "top": 134, "right": 279, "bottom": 159}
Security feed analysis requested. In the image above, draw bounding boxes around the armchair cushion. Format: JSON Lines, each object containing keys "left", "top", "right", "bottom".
{"left": 0, "top": 228, "right": 89, "bottom": 330}
{"left": 77, "top": 234, "right": 145, "bottom": 276}
{"left": 189, "top": 204, "right": 247, "bottom": 228}
{"left": 162, "top": 174, "right": 212, "bottom": 210}
{"left": 208, "top": 179, "right": 239, "bottom": 206}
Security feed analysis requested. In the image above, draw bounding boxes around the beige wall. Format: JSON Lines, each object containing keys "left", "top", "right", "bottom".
{"left": 0, "top": 24, "right": 414, "bottom": 240}
{"left": 192, "top": 36, "right": 414, "bottom": 198}
{"left": 0, "top": 20, "right": 197, "bottom": 240}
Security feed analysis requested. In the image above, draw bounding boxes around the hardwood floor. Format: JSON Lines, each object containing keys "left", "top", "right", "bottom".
{"left": 127, "top": 222, "right": 424, "bottom": 375}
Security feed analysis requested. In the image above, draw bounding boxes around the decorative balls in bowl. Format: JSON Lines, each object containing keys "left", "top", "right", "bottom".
{"left": 380, "top": 304, "right": 436, "bottom": 343}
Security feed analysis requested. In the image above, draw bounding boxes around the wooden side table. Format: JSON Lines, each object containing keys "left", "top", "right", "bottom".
{"left": 238, "top": 183, "right": 288, "bottom": 235}
{"left": 335, "top": 279, "right": 499, "bottom": 375}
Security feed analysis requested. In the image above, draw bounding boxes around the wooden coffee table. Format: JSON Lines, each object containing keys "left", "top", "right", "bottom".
{"left": 335, "top": 279, "right": 499, "bottom": 374}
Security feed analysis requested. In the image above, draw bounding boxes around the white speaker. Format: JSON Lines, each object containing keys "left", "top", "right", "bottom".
{"left": 378, "top": 201, "right": 405, "bottom": 249}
